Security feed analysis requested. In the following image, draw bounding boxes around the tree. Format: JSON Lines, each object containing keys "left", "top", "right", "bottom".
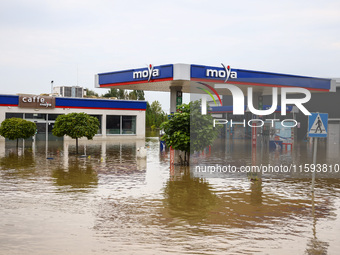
{"left": 85, "top": 88, "right": 99, "bottom": 97}
{"left": 104, "top": 89, "right": 144, "bottom": 100}
{"left": 145, "top": 100, "right": 168, "bottom": 128}
{"left": 127, "top": 90, "right": 145, "bottom": 100}
{"left": 160, "top": 103, "right": 191, "bottom": 164}
{"left": 117, "top": 89, "right": 127, "bottom": 99}
{"left": 190, "top": 100, "right": 220, "bottom": 152}
{"left": 145, "top": 102, "right": 153, "bottom": 127}
{"left": 128, "top": 90, "right": 137, "bottom": 100}
{"left": 150, "top": 101, "right": 162, "bottom": 114}
{"left": 103, "top": 88, "right": 118, "bottom": 98}
{"left": 136, "top": 90, "right": 145, "bottom": 100}
{"left": 160, "top": 101, "right": 219, "bottom": 165}
{"left": 0, "top": 118, "right": 37, "bottom": 148}
{"left": 52, "top": 113, "right": 100, "bottom": 154}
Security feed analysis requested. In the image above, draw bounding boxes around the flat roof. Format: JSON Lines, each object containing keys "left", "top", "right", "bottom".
{"left": 0, "top": 94, "right": 146, "bottom": 111}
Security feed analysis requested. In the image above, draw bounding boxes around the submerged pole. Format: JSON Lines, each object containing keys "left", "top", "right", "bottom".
{"left": 311, "top": 137, "right": 318, "bottom": 193}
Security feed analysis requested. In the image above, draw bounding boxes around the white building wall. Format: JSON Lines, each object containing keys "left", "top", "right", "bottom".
{"left": 0, "top": 105, "right": 145, "bottom": 141}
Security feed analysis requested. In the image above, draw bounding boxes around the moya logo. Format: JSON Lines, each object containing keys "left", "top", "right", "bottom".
{"left": 206, "top": 63, "right": 237, "bottom": 82}
{"left": 133, "top": 64, "right": 159, "bottom": 82}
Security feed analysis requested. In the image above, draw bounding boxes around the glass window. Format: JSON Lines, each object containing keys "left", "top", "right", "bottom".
{"left": 25, "top": 113, "right": 47, "bottom": 120}
{"left": 122, "top": 116, "right": 136, "bottom": 134}
{"left": 48, "top": 114, "right": 63, "bottom": 121}
{"left": 64, "top": 87, "right": 71, "bottom": 97}
{"left": 6, "top": 113, "right": 23, "bottom": 119}
{"left": 76, "top": 87, "right": 83, "bottom": 98}
{"left": 106, "top": 115, "right": 121, "bottom": 134}
{"left": 36, "top": 123, "right": 46, "bottom": 134}
{"left": 90, "top": 115, "right": 102, "bottom": 134}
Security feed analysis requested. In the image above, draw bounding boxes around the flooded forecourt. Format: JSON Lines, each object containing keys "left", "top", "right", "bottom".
{"left": 0, "top": 136, "right": 339, "bottom": 255}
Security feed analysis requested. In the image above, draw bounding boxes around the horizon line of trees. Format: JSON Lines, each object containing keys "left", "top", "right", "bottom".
{"left": 85, "top": 88, "right": 145, "bottom": 101}
{"left": 79, "top": 88, "right": 168, "bottom": 129}
{"left": 146, "top": 101, "right": 168, "bottom": 129}
{"left": 77, "top": 88, "right": 168, "bottom": 130}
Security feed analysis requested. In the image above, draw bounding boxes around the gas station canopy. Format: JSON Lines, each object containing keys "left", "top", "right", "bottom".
{"left": 95, "top": 63, "right": 336, "bottom": 95}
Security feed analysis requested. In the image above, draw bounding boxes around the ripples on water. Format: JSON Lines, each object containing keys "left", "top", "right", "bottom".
{"left": 0, "top": 138, "right": 339, "bottom": 254}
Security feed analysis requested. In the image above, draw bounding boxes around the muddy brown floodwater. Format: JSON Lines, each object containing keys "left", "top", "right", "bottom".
{"left": 0, "top": 138, "right": 339, "bottom": 254}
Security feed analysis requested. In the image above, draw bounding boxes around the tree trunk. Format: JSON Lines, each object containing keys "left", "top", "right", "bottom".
{"left": 184, "top": 151, "right": 190, "bottom": 166}
{"left": 76, "top": 138, "right": 78, "bottom": 154}
{"left": 16, "top": 138, "right": 19, "bottom": 149}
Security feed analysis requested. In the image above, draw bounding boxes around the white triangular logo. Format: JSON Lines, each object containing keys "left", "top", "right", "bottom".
{"left": 310, "top": 114, "right": 327, "bottom": 134}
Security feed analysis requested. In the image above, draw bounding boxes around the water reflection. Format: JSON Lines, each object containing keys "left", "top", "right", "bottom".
{"left": 52, "top": 158, "right": 98, "bottom": 190}
{"left": 195, "top": 139, "right": 340, "bottom": 179}
{"left": 250, "top": 180, "right": 263, "bottom": 205}
{"left": 164, "top": 166, "right": 219, "bottom": 222}
{"left": 0, "top": 138, "right": 339, "bottom": 254}
{"left": 305, "top": 193, "right": 329, "bottom": 255}
{"left": 0, "top": 150, "right": 35, "bottom": 171}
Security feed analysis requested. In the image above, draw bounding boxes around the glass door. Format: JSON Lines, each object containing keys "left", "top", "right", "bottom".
{"left": 47, "top": 122, "right": 63, "bottom": 141}
{"left": 35, "top": 122, "right": 47, "bottom": 141}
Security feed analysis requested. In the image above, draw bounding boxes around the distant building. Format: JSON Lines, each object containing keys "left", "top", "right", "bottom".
{"left": 53, "top": 86, "right": 86, "bottom": 98}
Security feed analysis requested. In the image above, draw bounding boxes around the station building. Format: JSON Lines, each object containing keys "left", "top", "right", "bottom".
{"left": 0, "top": 94, "right": 146, "bottom": 141}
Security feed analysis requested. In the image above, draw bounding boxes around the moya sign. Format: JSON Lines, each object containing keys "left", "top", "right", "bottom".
{"left": 206, "top": 64, "right": 237, "bottom": 82}
{"left": 132, "top": 64, "right": 159, "bottom": 81}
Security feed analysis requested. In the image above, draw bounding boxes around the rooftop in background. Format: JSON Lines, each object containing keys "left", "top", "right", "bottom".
{"left": 53, "top": 86, "right": 86, "bottom": 98}
{"left": 335, "top": 78, "right": 340, "bottom": 87}
{"left": 0, "top": 94, "right": 146, "bottom": 111}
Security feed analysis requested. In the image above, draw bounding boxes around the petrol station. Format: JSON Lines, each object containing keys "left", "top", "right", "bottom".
{"left": 96, "top": 63, "right": 339, "bottom": 150}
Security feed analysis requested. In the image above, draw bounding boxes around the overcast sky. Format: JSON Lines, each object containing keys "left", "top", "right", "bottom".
{"left": 1, "top": 0, "right": 339, "bottom": 112}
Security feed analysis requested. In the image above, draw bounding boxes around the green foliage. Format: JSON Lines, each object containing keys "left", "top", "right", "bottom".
{"left": 85, "top": 88, "right": 99, "bottom": 97}
{"left": 190, "top": 100, "right": 220, "bottom": 152}
{"left": 135, "top": 90, "right": 145, "bottom": 100}
{"left": 128, "top": 90, "right": 145, "bottom": 100}
{"left": 103, "top": 88, "right": 125, "bottom": 99}
{"left": 117, "top": 89, "right": 127, "bottom": 99}
{"left": 150, "top": 101, "right": 162, "bottom": 114}
{"left": 0, "top": 118, "right": 36, "bottom": 140}
{"left": 160, "top": 103, "right": 191, "bottom": 152}
{"left": 102, "top": 88, "right": 116, "bottom": 98}
{"left": 128, "top": 90, "right": 137, "bottom": 100}
{"left": 103, "top": 88, "right": 145, "bottom": 100}
{"left": 160, "top": 101, "right": 219, "bottom": 153}
{"left": 52, "top": 113, "right": 100, "bottom": 140}
{"left": 145, "top": 100, "right": 168, "bottom": 128}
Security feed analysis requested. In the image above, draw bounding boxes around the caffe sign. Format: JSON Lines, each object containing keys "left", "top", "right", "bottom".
{"left": 19, "top": 95, "right": 55, "bottom": 109}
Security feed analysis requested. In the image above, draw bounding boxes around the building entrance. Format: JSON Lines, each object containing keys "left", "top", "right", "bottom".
{"left": 34, "top": 121, "right": 63, "bottom": 142}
